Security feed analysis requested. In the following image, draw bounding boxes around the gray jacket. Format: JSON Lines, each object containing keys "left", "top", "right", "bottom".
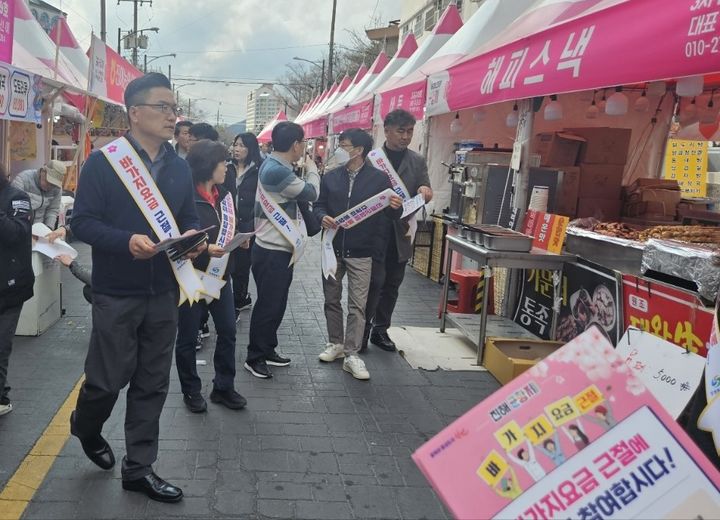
{"left": 11, "top": 168, "right": 61, "bottom": 228}
{"left": 389, "top": 148, "right": 431, "bottom": 263}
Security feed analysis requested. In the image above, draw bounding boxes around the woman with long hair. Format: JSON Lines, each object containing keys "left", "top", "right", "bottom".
{"left": 223, "top": 132, "right": 262, "bottom": 318}
{"left": 175, "top": 139, "right": 247, "bottom": 413}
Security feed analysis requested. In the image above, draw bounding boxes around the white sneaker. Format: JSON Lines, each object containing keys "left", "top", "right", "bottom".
{"left": 0, "top": 403, "right": 13, "bottom": 416}
{"left": 343, "top": 355, "right": 370, "bottom": 380}
{"left": 319, "top": 343, "right": 345, "bottom": 362}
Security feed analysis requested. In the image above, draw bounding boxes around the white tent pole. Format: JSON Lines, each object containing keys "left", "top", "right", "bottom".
{"left": 513, "top": 98, "right": 534, "bottom": 219}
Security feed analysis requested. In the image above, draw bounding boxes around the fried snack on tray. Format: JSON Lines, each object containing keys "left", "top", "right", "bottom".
{"left": 591, "top": 222, "right": 640, "bottom": 240}
{"left": 589, "top": 222, "right": 720, "bottom": 245}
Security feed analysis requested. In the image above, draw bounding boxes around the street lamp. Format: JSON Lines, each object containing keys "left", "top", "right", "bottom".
{"left": 144, "top": 53, "right": 176, "bottom": 73}
{"left": 293, "top": 56, "right": 325, "bottom": 91}
{"left": 173, "top": 82, "right": 196, "bottom": 102}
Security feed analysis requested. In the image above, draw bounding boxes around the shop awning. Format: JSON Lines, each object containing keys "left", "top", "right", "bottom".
{"left": 48, "top": 16, "right": 89, "bottom": 87}
{"left": 375, "top": 3, "right": 463, "bottom": 120}
{"left": 297, "top": 81, "right": 338, "bottom": 126}
{"left": 303, "top": 74, "right": 352, "bottom": 138}
{"left": 257, "top": 110, "right": 287, "bottom": 144}
{"left": 379, "top": 0, "right": 534, "bottom": 119}
{"left": 323, "top": 63, "right": 368, "bottom": 118}
{"left": 430, "top": 0, "right": 720, "bottom": 115}
{"left": 331, "top": 36, "right": 418, "bottom": 132}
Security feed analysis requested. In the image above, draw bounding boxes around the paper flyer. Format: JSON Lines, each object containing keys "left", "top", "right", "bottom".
{"left": 222, "top": 232, "right": 255, "bottom": 253}
{"left": 31, "top": 223, "right": 78, "bottom": 260}
{"left": 412, "top": 327, "right": 720, "bottom": 520}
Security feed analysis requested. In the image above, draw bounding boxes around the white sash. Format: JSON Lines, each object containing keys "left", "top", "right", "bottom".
{"left": 198, "top": 192, "right": 235, "bottom": 302}
{"left": 257, "top": 182, "right": 307, "bottom": 265}
{"left": 699, "top": 300, "right": 720, "bottom": 454}
{"left": 322, "top": 188, "right": 394, "bottom": 279}
{"left": 367, "top": 148, "right": 425, "bottom": 242}
{"left": 101, "top": 137, "right": 205, "bottom": 305}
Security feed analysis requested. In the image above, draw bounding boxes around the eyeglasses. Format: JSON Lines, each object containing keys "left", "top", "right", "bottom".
{"left": 133, "top": 103, "right": 183, "bottom": 116}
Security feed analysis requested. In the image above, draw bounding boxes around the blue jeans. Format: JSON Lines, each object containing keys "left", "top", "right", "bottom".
{"left": 175, "top": 282, "right": 236, "bottom": 394}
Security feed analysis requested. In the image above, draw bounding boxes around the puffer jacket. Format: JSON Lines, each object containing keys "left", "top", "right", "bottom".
{"left": 0, "top": 182, "right": 34, "bottom": 311}
{"left": 11, "top": 168, "right": 61, "bottom": 228}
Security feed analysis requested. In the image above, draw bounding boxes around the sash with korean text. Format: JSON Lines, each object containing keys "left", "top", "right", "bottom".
{"left": 257, "top": 182, "right": 307, "bottom": 265}
{"left": 322, "top": 188, "right": 394, "bottom": 280}
{"left": 367, "top": 148, "right": 424, "bottom": 241}
{"left": 699, "top": 299, "right": 720, "bottom": 454}
{"left": 198, "top": 192, "right": 235, "bottom": 302}
{"left": 101, "top": 137, "right": 205, "bottom": 305}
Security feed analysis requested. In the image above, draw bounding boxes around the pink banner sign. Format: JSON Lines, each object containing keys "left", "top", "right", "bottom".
{"left": 412, "top": 327, "right": 720, "bottom": 519}
{"left": 88, "top": 34, "right": 142, "bottom": 106}
{"left": 379, "top": 80, "right": 426, "bottom": 120}
{"left": 303, "top": 116, "right": 327, "bottom": 139}
{"left": 0, "top": 0, "right": 13, "bottom": 64}
{"left": 443, "top": 0, "right": 720, "bottom": 113}
{"left": 331, "top": 97, "right": 374, "bottom": 133}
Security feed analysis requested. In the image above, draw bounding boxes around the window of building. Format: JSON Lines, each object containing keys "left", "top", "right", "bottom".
{"left": 424, "top": 7, "right": 436, "bottom": 32}
{"left": 413, "top": 15, "right": 422, "bottom": 38}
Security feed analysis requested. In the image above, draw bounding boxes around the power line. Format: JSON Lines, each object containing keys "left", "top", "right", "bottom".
{"left": 152, "top": 43, "right": 327, "bottom": 55}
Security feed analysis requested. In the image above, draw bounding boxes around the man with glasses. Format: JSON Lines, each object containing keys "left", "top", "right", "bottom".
{"left": 69, "top": 73, "right": 203, "bottom": 503}
{"left": 245, "top": 122, "right": 319, "bottom": 379}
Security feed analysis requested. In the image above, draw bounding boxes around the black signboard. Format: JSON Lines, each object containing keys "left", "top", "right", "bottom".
{"left": 513, "top": 268, "right": 556, "bottom": 340}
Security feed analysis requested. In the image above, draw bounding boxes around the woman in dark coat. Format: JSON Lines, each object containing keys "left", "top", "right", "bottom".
{"left": 223, "top": 132, "right": 262, "bottom": 317}
{"left": 175, "top": 139, "right": 247, "bottom": 413}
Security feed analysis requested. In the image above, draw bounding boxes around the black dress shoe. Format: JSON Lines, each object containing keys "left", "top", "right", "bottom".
{"left": 70, "top": 411, "right": 115, "bottom": 470}
{"left": 265, "top": 351, "right": 291, "bottom": 367}
{"left": 183, "top": 393, "right": 207, "bottom": 413}
{"left": 370, "top": 330, "right": 397, "bottom": 352}
{"left": 244, "top": 360, "right": 273, "bottom": 379}
{"left": 210, "top": 388, "right": 247, "bottom": 410}
{"left": 122, "top": 472, "right": 183, "bottom": 502}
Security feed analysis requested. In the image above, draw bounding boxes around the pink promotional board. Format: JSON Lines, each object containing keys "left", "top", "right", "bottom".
{"left": 0, "top": 0, "right": 14, "bottom": 64}
{"left": 412, "top": 327, "right": 720, "bottom": 519}
{"left": 441, "top": 0, "right": 720, "bottom": 113}
{"left": 331, "top": 97, "right": 374, "bottom": 133}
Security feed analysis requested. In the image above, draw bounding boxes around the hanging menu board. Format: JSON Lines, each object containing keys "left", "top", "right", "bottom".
{"left": 663, "top": 139, "right": 708, "bottom": 198}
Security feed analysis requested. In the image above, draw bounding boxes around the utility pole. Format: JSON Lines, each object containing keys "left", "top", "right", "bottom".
{"left": 143, "top": 54, "right": 147, "bottom": 73}
{"left": 327, "top": 0, "right": 337, "bottom": 89}
{"left": 117, "top": 27, "right": 121, "bottom": 53}
{"left": 100, "top": 0, "right": 107, "bottom": 42}
{"left": 216, "top": 102, "right": 221, "bottom": 127}
{"left": 321, "top": 59, "right": 326, "bottom": 92}
{"left": 117, "top": 0, "right": 153, "bottom": 67}
{"left": 168, "top": 64, "right": 171, "bottom": 82}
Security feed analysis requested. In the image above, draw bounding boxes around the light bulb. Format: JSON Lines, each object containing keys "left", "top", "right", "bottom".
{"left": 700, "top": 99, "right": 717, "bottom": 124}
{"left": 685, "top": 98, "right": 697, "bottom": 117}
{"left": 634, "top": 91, "right": 650, "bottom": 112}
{"left": 450, "top": 113, "right": 463, "bottom": 134}
{"left": 544, "top": 95, "right": 563, "bottom": 121}
{"left": 586, "top": 101, "right": 599, "bottom": 119}
{"left": 606, "top": 87, "right": 629, "bottom": 116}
{"left": 506, "top": 103, "right": 519, "bottom": 127}
{"left": 676, "top": 75, "right": 704, "bottom": 97}
{"left": 598, "top": 92, "right": 607, "bottom": 111}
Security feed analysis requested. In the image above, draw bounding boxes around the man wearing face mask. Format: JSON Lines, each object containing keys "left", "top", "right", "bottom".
{"left": 313, "top": 129, "right": 402, "bottom": 380}
{"left": 364, "top": 109, "right": 433, "bottom": 352}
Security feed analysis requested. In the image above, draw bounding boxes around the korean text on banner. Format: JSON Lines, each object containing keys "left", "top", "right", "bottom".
{"left": 412, "top": 327, "right": 720, "bottom": 519}
{"left": 88, "top": 34, "right": 142, "bottom": 105}
{"left": 0, "top": 0, "right": 14, "bottom": 63}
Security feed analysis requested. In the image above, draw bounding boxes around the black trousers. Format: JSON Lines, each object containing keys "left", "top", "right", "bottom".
{"left": 246, "top": 244, "right": 293, "bottom": 363}
{"left": 365, "top": 236, "right": 407, "bottom": 337}
{"left": 0, "top": 304, "right": 23, "bottom": 404}
{"left": 231, "top": 238, "right": 254, "bottom": 307}
{"left": 72, "top": 289, "right": 178, "bottom": 481}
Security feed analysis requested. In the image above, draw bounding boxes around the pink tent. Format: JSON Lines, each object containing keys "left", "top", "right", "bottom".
{"left": 297, "top": 81, "right": 339, "bottom": 126}
{"left": 375, "top": 3, "right": 463, "bottom": 120}
{"left": 257, "top": 110, "right": 288, "bottom": 144}
{"left": 323, "top": 64, "right": 368, "bottom": 118}
{"left": 48, "top": 16, "right": 89, "bottom": 83}
{"left": 436, "top": 0, "right": 720, "bottom": 114}
{"left": 331, "top": 36, "right": 418, "bottom": 133}
{"left": 304, "top": 74, "right": 352, "bottom": 138}
{"left": 13, "top": 0, "right": 86, "bottom": 93}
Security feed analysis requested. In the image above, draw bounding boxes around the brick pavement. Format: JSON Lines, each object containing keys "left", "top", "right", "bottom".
{"left": 2, "top": 238, "right": 500, "bottom": 519}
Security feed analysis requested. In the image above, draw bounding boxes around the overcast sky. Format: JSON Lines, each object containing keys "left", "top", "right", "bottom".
{"left": 54, "top": 0, "right": 400, "bottom": 125}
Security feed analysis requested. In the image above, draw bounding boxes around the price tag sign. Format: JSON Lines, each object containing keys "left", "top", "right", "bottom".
{"left": 9, "top": 70, "right": 30, "bottom": 119}
{"left": 663, "top": 139, "right": 708, "bottom": 198}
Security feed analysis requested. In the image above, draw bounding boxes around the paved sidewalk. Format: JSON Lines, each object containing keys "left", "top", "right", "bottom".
{"left": 1, "top": 238, "right": 500, "bottom": 519}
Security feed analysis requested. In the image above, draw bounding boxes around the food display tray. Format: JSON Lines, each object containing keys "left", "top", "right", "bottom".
{"left": 565, "top": 228, "right": 645, "bottom": 275}
{"left": 464, "top": 224, "right": 533, "bottom": 252}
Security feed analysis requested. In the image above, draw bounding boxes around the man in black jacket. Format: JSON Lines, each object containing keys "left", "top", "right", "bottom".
{"left": 69, "top": 73, "right": 204, "bottom": 503}
{"left": 313, "top": 129, "right": 402, "bottom": 380}
{"left": 0, "top": 165, "right": 34, "bottom": 417}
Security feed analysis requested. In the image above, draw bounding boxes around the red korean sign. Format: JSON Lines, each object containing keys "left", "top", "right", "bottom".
{"left": 622, "top": 274, "right": 714, "bottom": 357}
{"left": 88, "top": 34, "right": 142, "bottom": 105}
{"left": 0, "top": 0, "right": 14, "bottom": 64}
{"left": 439, "top": 0, "right": 720, "bottom": 114}
{"left": 522, "top": 210, "right": 569, "bottom": 254}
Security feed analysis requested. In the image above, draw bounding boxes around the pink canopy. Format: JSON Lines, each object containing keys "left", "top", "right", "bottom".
{"left": 323, "top": 63, "right": 368, "bottom": 117}
{"left": 376, "top": 3, "right": 463, "bottom": 120}
{"left": 434, "top": 0, "right": 720, "bottom": 115}
{"left": 49, "top": 16, "right": 89, "bottom": 82}
{"left": 304, "top": 74, "right": 352, "bottom": 138}
{"left": 257, "top": 110, "right": 288, "bottom": 144}
{"left": 331, "top": 36, "right": 418, "bottom": 133}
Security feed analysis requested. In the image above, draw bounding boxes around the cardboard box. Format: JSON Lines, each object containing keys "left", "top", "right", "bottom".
{"left": 483, "top": 337, "right": 563, "bottom": 384}
{"left": 578, "top": 163, "right": 626, "bottom": 199}
{"left": 625, "top": 189, "right": 681, "bottom": 217}
{"left": 565, "top": 127, "right": 632, "bottom": 165}
{"left": 534, "top": 132, "right": 585, "bottom": 167}
{"left": 624, "top": 200, "right": 677, "bottom": 221}
{"left": 556, "top": 167, "right": 580, "bottom": 217}
{"left": 577, "top": 197, "right": 623, "bottom": 220}
{"left": 626, "top": 178, "right": 680, "bottom": 194}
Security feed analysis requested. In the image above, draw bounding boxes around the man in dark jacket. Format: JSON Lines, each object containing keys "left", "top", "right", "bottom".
{"left": 69, "top": 73, "right": 204, "bottom": 503}
{"left": 365, "top": 109, "right": 433, "bottom": 352}
{"left": 313, "top": 129, "right": 402, "bottom": 380}
{"left": 0, "top": 165, "right": 34, "bottom": 417}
